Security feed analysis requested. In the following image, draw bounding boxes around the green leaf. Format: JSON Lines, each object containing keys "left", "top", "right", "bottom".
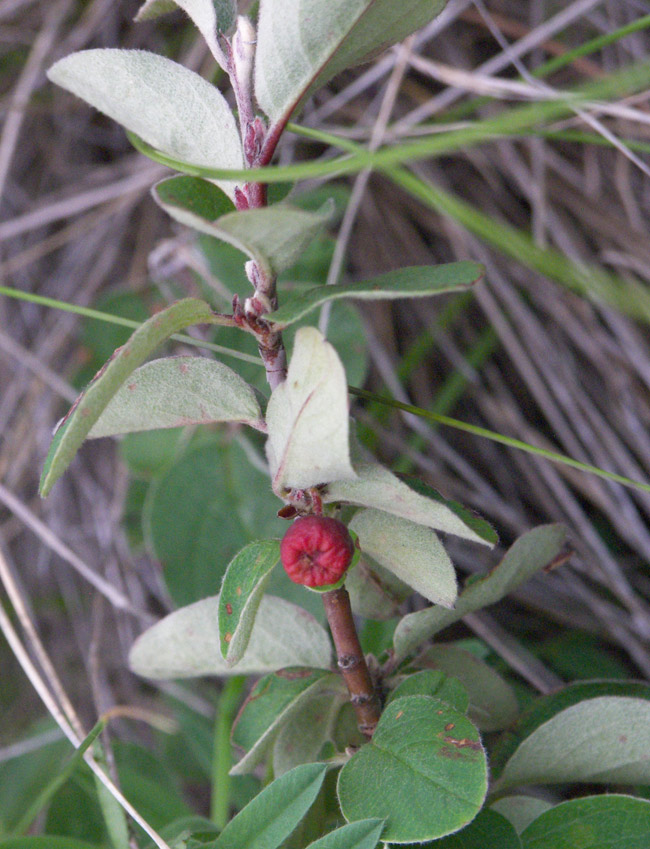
{"left": 129, "top": 594, "right": 332, "bottom": 679}
{"left": 495, "top": 696, "right": 650, "bottom": 790}
{"left": 272, "top": 689, "right": 345, "bottom": 776}
{"left": 219, "top": 540, "right": 281, "bottom": 664}
{"left": 145, "top": 436, "right": 284, "bottom": 606}
{"left": 304, "top": 819, "right": 385, "bottom": 849}
{"left": 398, "top": 476, "right": 498, "bottom": 545}
{"left": 135, "top": 0, "right": 237, "bottom": 69}
{"left": 40, "top": 298, "right": 218, "bottom": 496}
{"left": 490, "top": 680, "right": 650, "bottom": 780}
{"left": 231, "top": 669, "right": 344, "bottom": 775}
{"left": 345, "top": 556, "right": 411, "bottom": 621}
{"left": 349, "top": 508, "right": 457, "bottom": 608}
{"left": 425, "top": 808, "right": 522, "bottom": 848}
{"left": 520, "top": 795, "right": 650, "bottom": 849}
{"left": 87, "top": 356, "right": 265, "bottom": 438}
{"left": 416, "top": 645, "right": 519, "bottom": 732}
{"left": 153, "top": 177, "right": 334, "bottom": 276}
{"left": 47, "top": 50, "right": 243, "bottom": 198}
{"left": 490, "top": 797, "right": 553, "bottom": 836}
{"left": 386, "top": 669, "right": 469, "bottom": 715}
{"left": 209, "top": 763, "right": 327, "bottom": 849}
{"left": 337, "top": 695, "right": 487, "bottom": 843}
{"left": 255, "top": 0, "right": 447, "bottom": 125}
{"left": 266, "top": 262, "right": 483, "bottom": 328}
{"left": 265, "top": 327, "right": 355, "bottom": 493}
{"left": 324, "top": 461, "right": 493, "bottom": 545}
{"left": 393, "top": 524, "right": 567, "bottom": 660}
{"left": 0, "top": 840, "right": 103, "bottom": 849}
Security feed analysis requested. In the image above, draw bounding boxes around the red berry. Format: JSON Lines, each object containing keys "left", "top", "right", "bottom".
{"left": 280, "top": 516, "right": 354, "bottom": 588}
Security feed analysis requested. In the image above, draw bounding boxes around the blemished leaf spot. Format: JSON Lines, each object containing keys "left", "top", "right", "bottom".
{"left": 337, "top": 695, "right": 487, "bottom": 843}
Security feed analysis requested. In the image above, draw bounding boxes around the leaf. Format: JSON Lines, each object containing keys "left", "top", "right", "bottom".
{"left": 135, "top": 0, "right": 237, "bottom": 70}
{"left": 345, "top": 556, "right": 411, "bottom": 621}
{"left": 349, "top": 509, "right": 457, "bottom": 609}
{"left": 337, "top": 695, "right": 488, "bottom": 843}
{"left": 266, "top": 262, "right": 483, "bottom": 328}
{"left": 207, "top": 763, "right": 327, "bottom": 849}
{"left": 128, "top": 594, "right": 332, "bottom": 679}
{"left": 386, "top": 669, "right": 469, "bottom": 715}
{"left": 304, "top": 819, "right": 386, "bottom": 849}
{"left": 255, "top": 0, "right": 447, "bottom": 125}
{"left": 47, "top": 50, "right": 243, "bottom": 198}
{"left": 416, "top": 645, "right": 519, "bottom": 732}
{"left": 393, "top": 524, "right": 567, "bottom": 660}
{"left": 40, "top": 298, "right": 217, "bottom": 496}
{"left": 154, "top": 177, "right": 334, "bottom": 276}
{"left": 490, "top": 797, "right": 553, "bottom": 836}
{"left": 324, "top": 461, "right": 492, "bottom": 545}
{"left": 490, "top": 679, "right": 650, "bottom": 780}
{"left": 87, "top": 356, "right": 265, "bottom": 438}
{"left": 218, "top": 540, "right": 281, "bottom": 664}
{"left": 520, "top": 795, "right": 650, "bottom": 849}
{"left": 495, "top": 696, "right": 650, "bottom": 790}
{"left": 427, "top": 808, "right": 522, "bottom": 849}
{"left": 231, "top": 669, "right": 344, "bottom": 775}
{"left": 0, "top": 840, "right": 104, "bottom": 849}
{"left": 398, "top": 476, "right": 498, "bottom": 545}
{"left": 145, "top": 436, "right": 284, "bottom": 606}
{"left": 272, "top": 689, "right": 344, "bottom": 776}
{"left": 265, "top": 327, "right": 355, "bottom": 493}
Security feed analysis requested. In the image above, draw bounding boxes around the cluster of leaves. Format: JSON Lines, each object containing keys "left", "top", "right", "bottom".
{"left": 6, "top": 1, "right": 649, "bottom": 848}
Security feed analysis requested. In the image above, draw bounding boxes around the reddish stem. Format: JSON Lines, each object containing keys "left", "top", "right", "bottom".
{"left": 321, "top": 587, "right": 381, "bottom": 737}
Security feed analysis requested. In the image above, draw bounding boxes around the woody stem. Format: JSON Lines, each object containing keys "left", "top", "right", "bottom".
{"left": 321, "top": 587, "right": 381, "bottom": 737}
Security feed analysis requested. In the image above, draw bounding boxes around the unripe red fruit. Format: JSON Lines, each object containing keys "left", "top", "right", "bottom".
{"left": 280, "top": 516, "right": 355, "bottom": 588}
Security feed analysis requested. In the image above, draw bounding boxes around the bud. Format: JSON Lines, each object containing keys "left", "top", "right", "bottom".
{"left": 280, "top": 516, "right": 355, "bottom": 588}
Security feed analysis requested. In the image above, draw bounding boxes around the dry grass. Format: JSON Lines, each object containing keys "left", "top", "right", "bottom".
{"left": 1, "top": 0, "right": 649, "bottom": 804}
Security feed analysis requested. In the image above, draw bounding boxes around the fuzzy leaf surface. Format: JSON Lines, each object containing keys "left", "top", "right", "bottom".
{"left": 393, "top": 524, "right": 567, "bottom": 659}
{"left": 40, "top": 299, "right": 216, "bottom": 496}
{"left": 304, "top": 819, "right": 386, "bottom": 849}
{"left": 272, "top": 689, "right": 344, "bottom": 776}
{"left": 129, "top": 594, "right": 332, "bottom": 679}
{"left": 324, "top": 461, "right": 492, "bottom": 545}
{"left": 207, "top": 763, "right": 327, "bottom": 849}
{"left": 88, "top": 356, "right": 264, "bottom": 438}
{"left": 219, "top": 540, "right": 281, "bottom": 664}
{"left": 349, "top": 509, "right": 457, "bottom": 608}
{"left": 496, "top": 696, "right": 650, "bottom": 789}
{"left": 490, "top": 797, "right": 553, "bottom": 836}
{"left": 520, "top": 795, "right": 650, "bottom": 849}
{"left": 135, "top": 0, "right": 237, "bottom": 69}
{"left": 337, "top": 695, "right": 487, "bottom": 843}
{"left": 231, "top": 669, "right": 344, "bottom": 775}
{"left": 267, "top": 262, "right": 483, "bottom": 327}
{"left": 266, "top": 327, "right": 355, "bottom": 492}
{"left": 416, "top": 645, "right": 519, "bottom": 732}
{"left": 154, "top": 177, "right": 333, "bottom": 275}
{"left": 386, "top": 669, "right": 469, "bottom": 715}
{"left": 255, "top": 0, "right": 447, "bottom": 124}
{"left": 428, "top": 808, "right": 522, "bottom": 848}
{"left": 47, "top": 50, "right": 243, "bottom": 197}
{"left": 490, "top": 680, "right": 650, "bottom": 780}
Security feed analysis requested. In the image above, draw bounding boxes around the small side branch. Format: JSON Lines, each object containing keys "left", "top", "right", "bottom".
{"left": 321, "top": 587, "right": 381, "bottom": 737}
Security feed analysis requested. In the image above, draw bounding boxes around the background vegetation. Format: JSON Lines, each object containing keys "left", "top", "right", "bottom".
{"left": 1, "top": 0, "right": 650, "bottom": 841}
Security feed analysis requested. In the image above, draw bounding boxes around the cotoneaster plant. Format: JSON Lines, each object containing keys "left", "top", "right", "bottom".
{"left": 36, "top": 2, "right": 650, "bottom": 848}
